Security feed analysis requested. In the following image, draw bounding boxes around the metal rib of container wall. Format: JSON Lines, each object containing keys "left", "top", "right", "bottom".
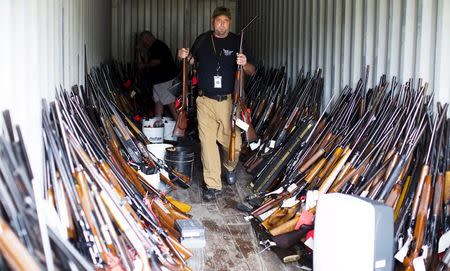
{"left": 238, "top": 0, "right": 450, "bottom": 106}
{"left": 111, "top": 0, "right": 237, "bottom": 63}
{"left": 0, "top": 0, "right": 111, "bottom": 185}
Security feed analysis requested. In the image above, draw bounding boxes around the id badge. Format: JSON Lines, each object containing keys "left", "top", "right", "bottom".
{"left": 214, "top": 75, "right": 222, "bottom": 88}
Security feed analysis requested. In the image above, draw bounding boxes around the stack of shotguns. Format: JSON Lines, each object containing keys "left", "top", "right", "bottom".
{"left": 243, "top": 67, "right": 324, "bottom": 192}
{"left": 0, "top": 110, "right": 94, "bottom": 271}
{"left": 244, "top": 70, "right": 450, "bottom": 270}
{"left": 44, "top": 67, "right": 195, "bottom": 270}
{"left": 1, "top": 68, "right": 196, "bottom": 270}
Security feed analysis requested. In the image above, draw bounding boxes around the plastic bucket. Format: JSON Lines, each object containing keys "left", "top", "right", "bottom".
{"left": 142, "top": 118, "right": 164, "bottom": 143}
{"left": 164, "top": 119, "right": 177, "bottom": 141}
{"left": 164, "top": 146, "right": 195, "bottom": 183}
{"left": 138, "top": 170, "right": 172, "bottom": 194}
{"left": 146, "top": 143, "right": 173, "bottom": 161}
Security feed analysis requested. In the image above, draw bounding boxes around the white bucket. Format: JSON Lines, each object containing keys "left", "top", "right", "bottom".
{"left": 142, "top": 118, "right": 152, "bottom": 129}
{"left": 142, "top": 118, "right": 164, "bottom": 143}
{"left": 146, "top": 143, "right": 173, "bottom": 161}
{"left": 164, "top": 119, "right": 177, "bottom": 141}
{"left": 137, "top": 170, "right": 172, "bottom": 194}
{"left": 143, "top": 127, "right": 164, "bottom": 143}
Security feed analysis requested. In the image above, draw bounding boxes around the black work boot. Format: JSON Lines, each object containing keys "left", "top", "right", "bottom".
{"left": 203, "top": 188, "right": 222, "bottom": 201}
{"left": 225, "top": 169, "right": 237, "bottom": 185}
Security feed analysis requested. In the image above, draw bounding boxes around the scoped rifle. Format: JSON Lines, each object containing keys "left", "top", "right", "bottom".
{"left": 229, "top": 15, "right": 258, "bottom": 161}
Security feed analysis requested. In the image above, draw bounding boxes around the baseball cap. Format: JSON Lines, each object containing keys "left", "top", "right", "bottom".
{"left": 212, "top": 6, "right": 231, "bottom": 19}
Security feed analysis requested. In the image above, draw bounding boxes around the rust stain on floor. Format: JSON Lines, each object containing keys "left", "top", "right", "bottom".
{"left": 202, "top": 219, "right": 221, "bottom": 232}
{"left": 234, "top": 237, "right": 254, "bottom": 258}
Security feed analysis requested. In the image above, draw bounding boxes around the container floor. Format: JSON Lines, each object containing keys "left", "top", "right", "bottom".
{"left": 171, "top": 141, "right": 302, "bottom": 271}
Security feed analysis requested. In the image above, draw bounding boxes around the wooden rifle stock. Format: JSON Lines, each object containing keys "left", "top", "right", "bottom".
{"left": 445, "top": 171, "right": 450, "bottom": 225}
{"left": 317, "top": 146, "right": 344, "bottom": 180}
{"left": 173, "top": 58, "right": 188, "bottom": 137}
{"left": 240, "top": 99, "right": 258, "bottom": 142}
{"left": 269, "top": 213, "right": 301, "bottom": 236}
{"left": 262, "top": 205, "right": 298, "bottom": 230}
{"left": 300, "top": 148, "right": 325, "bottom": 174}
{"left": 109, "top": 140, "right": 147, "bottom": 195}
{"left": 99, "top": 191, "right": 151, "bottom": 271}
{"left": 410, "top": 165, "right": 430, "bottom": 224}
{"left": 166, "top": 235, "right": 193, "bottom": 260}
{"left": 430, "top": 173, "right": 444, "bottom": 263}
{"left": 98, "top": 160, "right": 127, "bottom": 198}
{"left": 318, "top": 147, "right": 352, "bottom": 194}
{"left": 251, "top": 193, "right": 287, "bottom": 217}
{"left": 229, "top": 19, "right": 258, "bottom": 160}
{"left": 384, "top": 184, "right": 401, "bottom": 207}
{"left": 394, "top": 176, "right": 411, "bottom": 221}
{"left": 0, "top": 218, "right": 40, "bottom": 271}
{"left": 304, "top": 157, "right": 327, "bottom": 184}
{"left": 272, "top": 224, "right": 314, "bottom": 249}
{"left": 403, "top": 174, "right": 432, "bottom": 270}
{"left": 73, "top": 169, "right": 109, "bottom": 262}
{"left": 229, "top": 72, "right": 240, "bottom": 161}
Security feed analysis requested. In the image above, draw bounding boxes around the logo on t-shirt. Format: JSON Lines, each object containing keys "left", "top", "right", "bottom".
{"left": 223, "top": 49, "right": 234, "bottom": 56}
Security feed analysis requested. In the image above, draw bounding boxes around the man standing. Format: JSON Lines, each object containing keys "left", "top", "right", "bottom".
{"left": 178, "top": 7, "right": 256, "bottom": 201}
{"left": 136, "top": 31, "right": 178, "bottom": 120}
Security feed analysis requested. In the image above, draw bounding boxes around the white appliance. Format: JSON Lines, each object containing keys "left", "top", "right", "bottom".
{"left": 314, "top": 193, "right": 394, "bottom": 271}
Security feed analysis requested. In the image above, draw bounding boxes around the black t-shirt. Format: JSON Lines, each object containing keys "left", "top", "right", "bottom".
{"left": 144, "top": 39, "right": 178, "bottom": 84}
{"left": 191, "top": 31, "right": 253, "bottom": 96}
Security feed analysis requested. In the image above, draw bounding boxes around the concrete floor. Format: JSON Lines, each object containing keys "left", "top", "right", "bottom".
{"left": 170, "top": 142, "right": 305, "bottom": 271}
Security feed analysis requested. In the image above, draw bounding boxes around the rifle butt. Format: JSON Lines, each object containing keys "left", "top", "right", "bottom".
{"left": 0, "top": 219, "right": 41, "bottom": 271}
{"left": 269, "top": 213, "right": 301, "bottom": 236}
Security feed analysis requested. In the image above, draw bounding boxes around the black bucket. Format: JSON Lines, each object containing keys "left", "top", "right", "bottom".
{"left": 164, "top": 146, "right": 194, "bottom": 188}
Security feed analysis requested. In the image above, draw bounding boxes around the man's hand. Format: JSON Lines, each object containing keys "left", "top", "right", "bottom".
{"left": 178, "top": 48, "right": 189, "bottom": 59}
{"left": 236, "top": 53, "right": 247, "bottom": 66}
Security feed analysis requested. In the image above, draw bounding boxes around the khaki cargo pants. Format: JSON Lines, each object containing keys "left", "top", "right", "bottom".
{"left": 196, "top": 95, "right": 242, "bottom": 190}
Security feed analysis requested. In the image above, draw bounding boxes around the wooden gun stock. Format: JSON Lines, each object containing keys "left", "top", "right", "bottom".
{"left": 300, "top": 148, "right": 325, "bottom": 173}
{"left": 318, "top": 147, "right": 352, "bottom": 194}
{"left": 272, "top": 224, "right": 314, "bottom": 249}
{"left": 304, "top": 157, "right": 327, "bottom": 184}
{"left": 410, "top": 165, "right": 430, "bottom": 223}
{"left": 403, "top": 175, "right": 432, "bottom": 270}
{"left": 173, "top": 58, "right": 188, "bottom": 137}
{"left": 445, "top": 171, "right": 450, "bottom": 213}
{"left": 269, "top": 213, "right": 301, "bottom": 236}
{"left": 394, "top": 176, "right": 411, "bottom": 221}
{"left": 73, "top": 169, "right": 109, "bottom": 261}
{"left": 0, "top": 218, "right": 41, "bottom": 271}
{"left": 241, "top": 103, "right": 258, "bottom": 142}
{"left": 317, "top": 146, "right": 344, "bottom": 180}
{"left": 262, "top": 205, "right": 298, "bottom": 230}
{"left": 100, "top": 191, "right": 151, "bottom": 271}
{"left": 166, "top": 235, "right": 193, "bottom": 260}
{"left": 229, "top": 132, "right": 236, "bottom": 161}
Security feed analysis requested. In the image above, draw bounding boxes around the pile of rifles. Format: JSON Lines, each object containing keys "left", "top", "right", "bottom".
{"left": 0, "top": 66, "right": 195, "bottom": 271}
{"left": 242, "top": 66, "right": 450, "bottom": 270}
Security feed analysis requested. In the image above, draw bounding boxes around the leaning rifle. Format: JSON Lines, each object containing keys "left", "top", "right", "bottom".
{"left": 229, "top": 15, "right": 258, "bottom": 161}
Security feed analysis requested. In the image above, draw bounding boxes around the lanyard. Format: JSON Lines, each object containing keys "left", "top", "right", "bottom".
{"left": 210, "top": 34, "right": 223, "bottom": 74}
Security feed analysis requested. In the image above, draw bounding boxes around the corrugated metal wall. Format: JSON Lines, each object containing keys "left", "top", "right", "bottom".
{"left": 111, "top": 0, "right": 237, "bottom": 63}
{"left": 0, "top": 0, "right": 111, "bottom": 182}
{"left": 239, "top": 0, "right": 450, "bottom": 105}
